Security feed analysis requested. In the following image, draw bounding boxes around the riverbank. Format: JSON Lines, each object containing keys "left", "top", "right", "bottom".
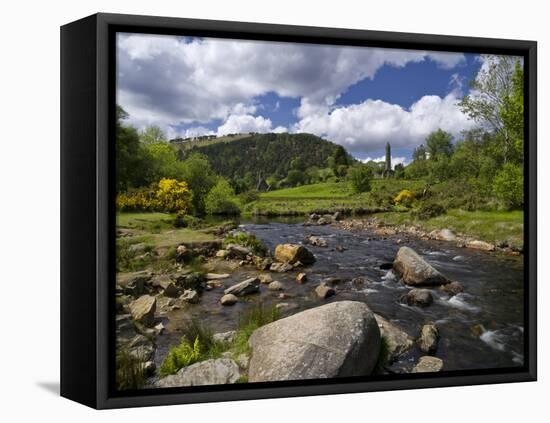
{"left": 338, "top": 209, "right": 523, "bottom": 254}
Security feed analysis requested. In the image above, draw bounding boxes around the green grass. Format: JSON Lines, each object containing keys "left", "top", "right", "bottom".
{"left": 116, "top": 212, "right": 220, "bottom": 272}
{"left": 116, "top": 347, "right": 147, "bottom": 390}
{"left": 374, "top": 209, "right": 523, "bottom": 248}
{"left": 223, "top": 232, "right": 268, "bottom": 256}
{"left": 158, "top": 305, "right": 279, "bottom": 379}
{"left": 244, "top": 179, "right": 424, "bottom": 216}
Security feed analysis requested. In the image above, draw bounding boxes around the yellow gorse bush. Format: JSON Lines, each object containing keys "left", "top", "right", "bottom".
{"left": 393, "top": 189, "right": 415, "bottom": 206}
{"left": 116, "top": 178, "right": 193, "bottom": 213}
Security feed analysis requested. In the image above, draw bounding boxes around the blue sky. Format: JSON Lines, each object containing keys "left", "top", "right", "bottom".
{"left": 117, "top": 34, "right": 487, "bottom": 165}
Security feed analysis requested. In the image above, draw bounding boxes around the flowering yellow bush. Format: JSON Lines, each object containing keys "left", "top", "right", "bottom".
{"left": 393, "top": 189, "right": 415, "bottom": 206}
{"left": 116, "top": 178, "right": 193, "bottom": 213}
{"left": 155, "top": 178, "right": 193, "bottom": 213}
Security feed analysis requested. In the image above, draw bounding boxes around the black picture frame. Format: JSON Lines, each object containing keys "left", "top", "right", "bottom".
{"left": 60, "top": 12, "right": 537, "bottom": 409}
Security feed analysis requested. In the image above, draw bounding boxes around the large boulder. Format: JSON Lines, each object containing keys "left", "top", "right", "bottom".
{"left": 248, "top": 301, "right": 381, "bottom": 382}
{"left": 412, "top": 356, "right": 443, "bottom": 373}
{"left": 128, "top": 295, "right": 156, "bottom": 327}
{"left": 117, "top": 271, "right": 151, "bottom": 297}
{"left": 374, "top": 314, "right": 414, "bottom": 362}
{"left": 393, "top": 246, "right": 449, "bottom": 286}
{"left": 274, "top": 244, "right": 316, "bottom": 265}
{"left": 156, "top": 358, "right": 241, "bottom": 387}
{"left": 224, "top": 277, "right": 260, "bottom": 296}
{"left": 220, "top": 293, "right": 238, "bottom": 306}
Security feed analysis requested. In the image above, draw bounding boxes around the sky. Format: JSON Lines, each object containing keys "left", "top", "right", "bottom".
{"left": 116, "top": 33, "right": 486, "bottom": 165}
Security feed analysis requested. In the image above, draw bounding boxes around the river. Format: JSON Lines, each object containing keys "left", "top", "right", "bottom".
{"left": 155, "top": 217, "right": 525, "bottom": 374}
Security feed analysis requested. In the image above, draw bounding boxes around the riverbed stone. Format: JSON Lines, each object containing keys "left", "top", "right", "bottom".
{"left": 441, "top": 281, "right": 464, "bottom": 295}
{"left": 400, "top": 288, "right": 433, "bottom": 308}
{"left": 412, "top": 356, "right": 443, "bottom": 373}
{"left": 156, "top": 358, "right": 241, "bottom": 387}
{"left": 248, "top": 301, "right": 381, "bottom": 382}
{"left": 268, "top": 281, "right": 284, "bottom": 291}
{"left": 393, "top": 246, "right": 449, "bottom": 286}
{"left": 220, "top": 293, "right": 238, "bottom": 306}
{"left": 224, "top": 277, "right": 260, "bottom": 296}
{"left": 315, "top": 283, "right": 336, "bottom": 299}
{"left": 274, "top": 243, "right": 316, "bottom": 265}
{"left": 270, "top": 262, "right": 294, "bottom": 273}
{"left": 466, "top": 239, "right": 495, "bottom": 251}
{"left": 226, "top": 244, "right": 251, "bottom": 259}
{"left": 129, "top": 295, "right": 156, "bottom": 327}
{"left": 180, "top": 289, "right": 200, "bottom": 304}
{"left": 161, "top": 281, "right": 179, "bottom": 298}
{"left": 374, "top": 314, "right": 414, "bottom": 362}
{"left": 117, "top": 271, "right": 152, "bottom": 297}
{"left": 213, "top": 330, "right": 237, "bottom": 344}
{"left": 304, "top": 235, "right": 328, "bottom": 247}
{"left": 296, "top": 273, "right": 307, "bottom": 283}
{"left": 206, "top": 273, "right": 230, "bottom": 280}
{"left": 419, "top": 323, "right": 439, "bottom": 354}
{"left": 259, "top": 274, "right": 273, "bottom": 284}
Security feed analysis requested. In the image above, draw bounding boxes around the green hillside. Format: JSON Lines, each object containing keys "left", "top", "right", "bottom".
{"left": 170, "top": 133, "right": 252, "bottom": 150}
{"left": 181, "top": 132, "right": 346, "bottom": 185}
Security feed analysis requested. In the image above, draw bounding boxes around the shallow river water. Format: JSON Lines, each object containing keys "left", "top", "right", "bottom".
{"left": 156, "top": 217, "right": 525, "bottom": 373}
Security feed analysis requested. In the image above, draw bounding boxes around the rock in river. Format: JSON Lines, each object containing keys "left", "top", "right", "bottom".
{"left": 129, "top": 295, "right": 156, "bottom": 327}
{"left": 220, "top": 293, "right": 238, "bottom": 306}
{"left": 466, "top": 239, "right": 495, "bottom": 251}
{"left": 374, "top": 314, "right": 414, "bottom": 362}
{"left": 315, "top": 283, "right": 336, "bottom": 299}
{"left": 224, "top": 277, "right": 260, "bottom": 296}
{"left": 400, "top": 288, "right": 433, "bottom": 308}
{"left": 248, "top": 301, "right": 380, "bottom": 382}
{"left": 156, "top": 358, "right": 241, "bottom": 387}
{"left": 226, "top": 244, "right": 251, "bottom": 260}
{"left": 180, "top": 289, "right": 200, "bottom": 304}
{"left": 270, "top": 262, "right": 294, "bottom": 273}
{"left": 412, "top": 356, "right": 444, "bottom": 373}
{"left": 274, "top": 243, "right": 316, "bottom": 265}
{"left": 393, "top": 246, "right": 449, "bottom": 286}
{"left": 268, "top": 281, "right": 284, "bottom": 291}
{"left": 418, "top": 323, "right": 439, "bottom": 354}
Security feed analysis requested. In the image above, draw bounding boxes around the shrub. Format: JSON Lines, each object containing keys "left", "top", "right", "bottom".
{"left": 159, "top": 320, "right": 224, "bottom": 377}
{"left": 393, "top": 189, "right": 416, "bottom": 207}
{"left": 159, "top": 336, "right": 202, "bottom": 377}
{"left": 116, "top": 186, "right": 158, "bottom": 212}
{"left": 348, "top": 165, "right": 373, "bottom": 193}
{"left": 173, "top": 211, "right": 203, "bottom": 229}
{"left": 205, "top": 178, "right": 241, "bottom": 215}
{"left": 116, "top": 347, "right": 146, "bottom": 390}
{"left": 156, "top": 178, "right": 193, "bottom": 213}
{"left": 413, "top": 201, "right": 446, "bottom": 220}
{"left": 224, "top": 232, "right": 267, "bottom": 256}
{"left": 493, "top": 163, "right": 523, "bottom": 209}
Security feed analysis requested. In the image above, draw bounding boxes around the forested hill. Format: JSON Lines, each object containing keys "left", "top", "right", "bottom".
{"left": 177, "top": 133, "right": 348, "bottom": 183}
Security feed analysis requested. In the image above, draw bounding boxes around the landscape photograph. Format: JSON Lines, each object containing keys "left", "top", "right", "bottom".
{"left": 114, "top": 33, "right": 525, "bottom": 391}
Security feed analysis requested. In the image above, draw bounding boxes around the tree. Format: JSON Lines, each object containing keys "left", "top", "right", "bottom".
{"left": 331, "top": 146, "right": 349, "bottom": 168}
{"left": 500, "top": 61, "right": 524, "bottom": 164}
{"left": 394, "top": 163, "right": 405, "bottom": 179}
{"left": 204, "top": 178, "right": 241, "bottom": 215}
{"left": 285, "top": 170, "right": 307, "bottom": 187}
{"left": 140, "top": 125, "right": 166, "bottom": 144}
{"left": 459, "top": 55, "right": 521, "bottom": 163}
{"left": 426, "top": 129, "right": 454, "bottom": 160}
{"left": 179, "top": 153, "right": 217, "bottom": 215}
{"left": 115, "top": 106, "right": 146, "bottom": 191}
{"left": 493, "top": 163, "right": 523, "bottom": 209}
{"left": 412, "top": 144, "right": 427, "bottom": 161}
{"left": 348, "top": 165, "right": 373, "bottom": 193}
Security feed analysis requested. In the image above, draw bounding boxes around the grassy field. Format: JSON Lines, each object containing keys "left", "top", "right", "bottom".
{"left": 373, "top": 209, "right": 524, "bottom": 248}
{"left": 244, "top": 179, "right": 424, "bottom": 215}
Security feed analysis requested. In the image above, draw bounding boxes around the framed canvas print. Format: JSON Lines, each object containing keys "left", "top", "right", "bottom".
{"left": 60, "top": 13, "right": 537, "bottom": 409}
